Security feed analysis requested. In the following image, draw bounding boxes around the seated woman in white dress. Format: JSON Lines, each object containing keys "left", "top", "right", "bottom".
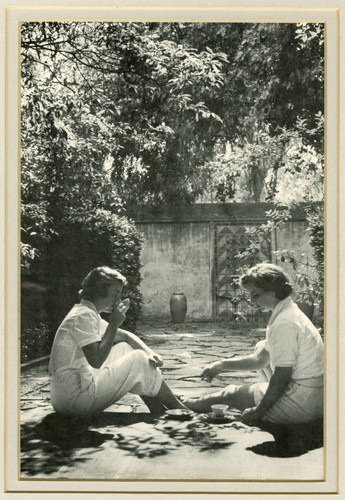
{"left": 49, "top": 266, "right": 188, "bottom": 417}
{"left": 183, "top": 263, "right": 324, "bottom": 426}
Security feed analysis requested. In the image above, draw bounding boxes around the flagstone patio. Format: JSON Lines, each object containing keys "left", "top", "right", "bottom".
{"left": 20, "top": 321, "right": 324, "bottom": 482}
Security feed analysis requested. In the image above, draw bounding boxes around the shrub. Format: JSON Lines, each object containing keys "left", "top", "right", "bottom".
{"left": 20, "top": 322, "right": 52, "bottom": 363}
{"left": 21, "top": 208, "right": 143, "bottom": 362}
{"left": 71, "top": 208, "right": 143, "bottom": 332}
{"left": 305, "top": 205, "right": 324, "bottom": 314}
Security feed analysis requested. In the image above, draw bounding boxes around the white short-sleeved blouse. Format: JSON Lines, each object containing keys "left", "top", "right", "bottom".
{"left": 265, "top": 296, "right": 324, "bottom": 380}
{"left": 49, "top": 299, "right": 108, "bottom": 376}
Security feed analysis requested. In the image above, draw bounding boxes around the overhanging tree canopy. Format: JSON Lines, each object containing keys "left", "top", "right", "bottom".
{"left": 21, "top": 21, "right": 229, "bottom": 206}
{"left": 21, "top": 21, "right": 324, "bottom": 207}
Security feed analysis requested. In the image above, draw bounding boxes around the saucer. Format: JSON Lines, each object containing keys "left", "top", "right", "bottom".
{"left": 165, "top": 409, "right": 194, "bottom": 421}
{"left": 203, "top": 413, "right": 235, "bottom": 424}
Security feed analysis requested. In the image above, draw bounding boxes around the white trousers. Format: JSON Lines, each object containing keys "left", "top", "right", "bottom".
{"left": 50, "top": 342, "right": 163, "bottom": 417}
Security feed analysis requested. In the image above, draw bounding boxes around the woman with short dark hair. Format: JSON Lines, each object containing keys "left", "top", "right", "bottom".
{"left": 240, "top": 262, "right": 293, "bottom": 300}
{"left": 49, "top": 266, "right": 188, "bottom": 417}
{"left": 183, "top": 263, "right": 324, "bottom": 425}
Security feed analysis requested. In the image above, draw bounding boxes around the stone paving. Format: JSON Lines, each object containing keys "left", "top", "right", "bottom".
{"left": 20, "top": 321, "right": 324, "bottom": 481}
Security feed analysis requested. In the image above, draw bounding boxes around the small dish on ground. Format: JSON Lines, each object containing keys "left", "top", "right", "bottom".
{"left": 202, "top": 412, "right": 236, "bottom": 424}
{"left": 165, "top": 409, "right": 194, "bottom": 421}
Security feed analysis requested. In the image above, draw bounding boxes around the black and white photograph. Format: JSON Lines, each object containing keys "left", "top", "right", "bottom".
{"left": 1, "top": 1, "right": 344, "bottom": 498}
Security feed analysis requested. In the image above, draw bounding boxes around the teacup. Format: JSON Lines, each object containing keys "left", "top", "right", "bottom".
{"left": 211, "top": 404, "right": 229, "bottom": 418}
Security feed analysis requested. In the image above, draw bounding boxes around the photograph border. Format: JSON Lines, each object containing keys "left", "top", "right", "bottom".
{"left": 1, "top": 1, "right": 343, "bottom": 497}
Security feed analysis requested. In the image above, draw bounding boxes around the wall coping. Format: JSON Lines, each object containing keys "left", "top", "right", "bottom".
{"left": 129, "top": 202, "right": 323, "bottom": 224}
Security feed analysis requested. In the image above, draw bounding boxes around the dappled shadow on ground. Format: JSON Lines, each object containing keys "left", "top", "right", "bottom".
{"left": 92, "top": 412, "right": 236, "bottom": 459}
{"left": 20, "top": 411, "right": 236, "bottom": 475}
{"left": 20, "top": 412, "right": 115, "bottom": 476}
{"left": 21, "top": 410, "right": 322, "bottom": 478}
{"left": 91, "top": 411, "right": 156, "bottom": 427}
{"left": 20, "top": 411, "right": 161, "bottom": 476}
{"left": 247, "top": 419, "right": 324, "bottom": 458}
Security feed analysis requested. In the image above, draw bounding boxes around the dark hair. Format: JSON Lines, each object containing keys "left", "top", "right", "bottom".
{"left": 240, "top": 263, "right": 293, "bottom": 300}
{"left": 79, "top": 266, "right": 127, "bottom": 302}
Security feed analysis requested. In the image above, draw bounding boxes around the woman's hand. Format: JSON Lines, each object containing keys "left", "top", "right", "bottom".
{"left": 201, "top": 361, "right": 223, "bottom": 382}
{"left": 109, "top": 302, "right": 127, "bottom": 328}
{"left": 148, "top": 351, "right": 164, "bottom": 368}
{"left": 121, "top": 298, "right": 130, "bottom": 312}
{"left": 240, "top": 407, "right": 262, "bottom": 426}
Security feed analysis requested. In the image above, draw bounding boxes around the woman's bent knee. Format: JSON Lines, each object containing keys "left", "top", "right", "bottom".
{"left": 113, "top": 342, "right": 134, "bottom": 355}
{"left": 219, "top": 383, "right": 256, "bottom": 411}
{"left": 133, "top": 349, "right": 150, "bottom": 363}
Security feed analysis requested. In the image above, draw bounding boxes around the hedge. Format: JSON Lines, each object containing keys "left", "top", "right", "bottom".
{"left": 21, "top": 208, "right": 143, "bottom": 362}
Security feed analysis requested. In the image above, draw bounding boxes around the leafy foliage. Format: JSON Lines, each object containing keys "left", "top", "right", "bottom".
{"left": 198, "top": 129, "right": 324, "bottom": 204}
{"left": 231, "top": 204, "right": 324, "bottom": 326}
{"left": 183, "top": 22, "right": 324, "bottom": 203}
{"left": 171, "top": 22, "right": 324, "bottom": 146}
{"left": 21, "top": 21, "right": 228, "bottom": 206}
{"left": 21, "top": 322, "right": 52, "bottom": 363}
{"left": 21, "top": 21, "right": 324, "bottom": 207}
{"left": 305, "top": 206, "right": 324, "bottom": 314}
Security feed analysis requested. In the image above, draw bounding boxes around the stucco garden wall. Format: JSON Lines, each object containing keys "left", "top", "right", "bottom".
{"left": 131, "top": 203, "right": 320, "bottom": 321}
{"left": 137, "top": 222, "right": 212, "bottom": 320}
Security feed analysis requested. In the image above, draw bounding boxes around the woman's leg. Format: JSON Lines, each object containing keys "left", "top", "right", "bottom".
{"left": 183, "top": 383, "right": 256, "bottom": 413}
{"left": 154, "top": 379, "right": 189, "bottom": 410}
{"left": 139, "top": 395, "right": 167, "bottom": 414}
{"left": 91, "top": 343, "right": 187, "bottom": 414}
{"left": 91, "top": 344, "right": 161, "bottom": 414}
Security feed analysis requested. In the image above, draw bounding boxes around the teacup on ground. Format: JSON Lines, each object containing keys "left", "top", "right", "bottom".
{"left": 211, "top": 404, "right": 229, "bottom": 418}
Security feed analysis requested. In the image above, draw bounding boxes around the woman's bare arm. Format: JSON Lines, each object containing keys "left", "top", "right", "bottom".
{"left": 82, "top": 305, "right": 126, "bottom": 369}
{"left": 201, "top": 342, "right": 270, "bottom": 382}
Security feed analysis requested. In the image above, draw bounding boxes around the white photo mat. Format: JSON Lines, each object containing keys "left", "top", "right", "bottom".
{"left": 1, "top": 0, "right": 344, "bottom": 497}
